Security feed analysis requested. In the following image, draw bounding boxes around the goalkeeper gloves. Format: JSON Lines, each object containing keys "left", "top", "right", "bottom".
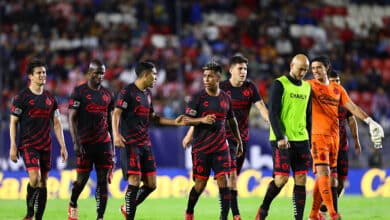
{"left": 364, "top": 117, "right": 384, "bottom": 148}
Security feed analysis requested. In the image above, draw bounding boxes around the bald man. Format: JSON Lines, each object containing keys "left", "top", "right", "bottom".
{"left": 255, "top": 54, "right": 312, "bottom": 220}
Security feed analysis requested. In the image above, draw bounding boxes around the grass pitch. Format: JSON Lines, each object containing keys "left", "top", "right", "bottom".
{"left": 0, "top": 196, "right": 388, "bottom": 219}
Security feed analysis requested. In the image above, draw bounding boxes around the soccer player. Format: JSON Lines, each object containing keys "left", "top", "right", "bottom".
{"left": 182, "top": 61, "right": 243, "bottom": 220}
{"left": 9, "top": 59, "right": 68, "bottom": 220}
{"left": 67, "top": 59, "right": 115, "bottom": 220}
{"left": 182, "top": 55, "right": 269, "bottom": 220}
{"left": 308, "top": 55, "right": 384, "bottom": 220}
{"left": 319, "top": 70, "right": 362, "bottom": 218}
{"left": 112, "top": 61, "right": 186, "bottom": 220}
{"left": 255, "top": 54, "right": 312, "bottom": 220}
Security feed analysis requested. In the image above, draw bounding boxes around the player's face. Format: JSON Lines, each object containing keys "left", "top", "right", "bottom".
{"left": 290, "top": 60, "right": 309, "bottom": 80}
{"left": 203, "top": 70, "right": 220, "bottom": 89}
{"left": 230, "top": 63, "right": 247, "bottom": 83}
{"left": 89, "top": 66, "right": 105, "bottom": 87}
{"left": 29, "top": 66, "right": 46, "bottom": 86}
{"left": 144, "top": 68, "right": 157, "bottom": 88}
{"left": 311, "top": 61, "right": 328, "bottom": 82}
{"left": 329, "top": 76, "right": 341, "bottom": 84}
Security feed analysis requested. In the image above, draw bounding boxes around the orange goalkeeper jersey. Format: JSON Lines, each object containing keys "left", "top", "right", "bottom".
{"left": 308, "top": 79, "right": 351, "bottom": 136}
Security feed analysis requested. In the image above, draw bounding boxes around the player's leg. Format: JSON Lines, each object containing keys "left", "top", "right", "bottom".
{"left": 136, "top": 175, "right": 156, "bottom": 206}
{"left": 213, "top": 147, "right": 232, "bottom": 220}
{"left": 135, "top": 146, "right": 156, "bottom": 206}
{"left": 256, "top": 141, "right": 289, "bottom": 220}
{"left": 185, "top": 150, "right": 209, "bottom": 219}
{"left": 122, "top": 145, "right": 142, "bottom": 220}
{"left": 68, "top": 148, "right": 92, "bottom": 220}
{"left": 291, "top": 141, "right": 311, "bottom": 220}
{"left": 228, "top": 139, "right": 241, "bottom": 219}
{"left": 35, "top": 149, "right": 52, "bottom": 220}
{"left": 94, "top": 142, "right": 114, "bottom": 219}
{"left": 310, "top": 135, "right": 340, "bottom": 219}
{"left": 20, "top": 148, "right": 40, "bottom": 219}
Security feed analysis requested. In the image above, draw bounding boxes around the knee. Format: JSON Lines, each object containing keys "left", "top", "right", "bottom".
{"left": 294, "top": 174, "right": 307, "bottom": 185}
{"left": 274, "top": 175, "right": 289, "bottom": 187}
{"left": 194, "top": 179, "right": 207, "bottom": 193}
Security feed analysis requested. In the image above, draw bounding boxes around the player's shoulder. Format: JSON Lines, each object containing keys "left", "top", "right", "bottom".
{"left": 220, "top": 80, "right": 230, "bottom": 88}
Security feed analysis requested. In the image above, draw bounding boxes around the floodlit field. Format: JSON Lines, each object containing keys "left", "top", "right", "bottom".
{"left": 0, "top": 196, "right": 388, "bottom": 220}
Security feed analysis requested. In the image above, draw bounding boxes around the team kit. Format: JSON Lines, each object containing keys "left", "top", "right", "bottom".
{"left": 9, "top": 55, "right": 384, "bottom": 220}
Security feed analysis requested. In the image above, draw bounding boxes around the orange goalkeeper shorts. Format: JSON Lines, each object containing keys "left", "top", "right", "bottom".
{"left": 311, "top": 134, "right": 339, "bottom": 173}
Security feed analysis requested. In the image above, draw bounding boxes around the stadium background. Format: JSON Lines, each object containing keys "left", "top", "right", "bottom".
{"left": 0, "top": 0, "right": 390, "bottom": 201}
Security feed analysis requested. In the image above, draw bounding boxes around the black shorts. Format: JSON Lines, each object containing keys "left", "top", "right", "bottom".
{"left": 227, "top": 139, "right": 247, "bottom": 175}
{"left": 192, "top": 146, "right": 230, "bottom": 180}
{"left": 20, "top": 147, "right": 51, "bottom": 175}
{"left": 120, "top": 145, "right": 156, "bottom": 179}
{"left": 337, "top": 143, "right": 349, "bottom": 180}
{"left": 77, "top": 142, "right": 113, "bottom": 172}
{"left": 271, "top": 140, "right": 311, "bottom": 176}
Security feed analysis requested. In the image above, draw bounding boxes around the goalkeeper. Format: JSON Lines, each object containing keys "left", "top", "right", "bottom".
{"left": 307, "top": 55, "right": 384, "bottom": 220}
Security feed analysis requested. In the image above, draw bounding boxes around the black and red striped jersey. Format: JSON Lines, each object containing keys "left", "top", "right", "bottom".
{"left": 185, "top": 89, "right": 234, "bottom": 153}
{"left": 220, "top": 80, "right": 261, "bottom": 142}
{"left": 11, "top": 88, "right": 58, "bottom": 150}
{"left": 115, "top": 83, "right": 154, "bottom": 147}
{"left": 69, "top": 83, "right": 114, "bottom": 145}
{"left": 338, "top": 106, "right": 352, "bottom": 150}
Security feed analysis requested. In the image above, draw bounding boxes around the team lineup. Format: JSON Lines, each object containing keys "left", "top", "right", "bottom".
{"left": 9, "top": 54, "right": 384, "bottom": 220}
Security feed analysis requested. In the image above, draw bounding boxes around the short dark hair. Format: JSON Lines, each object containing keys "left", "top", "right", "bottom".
{"left": 135, "top": 61, "right": 156, "bottom": 77}
{"left": 26, "top": 59, "right": 46, "bottom": 75}
{"left": 230, "top": 55, "right": 248, "bottom": 66}
{"left": 311, "top": 55, "right": 331, "bottom": 69}
{"left": 88, "top": 59, "right": 106, "bottom": 73}
{"left": 202, "top": 61, "right": 222, "bottom": 74}
{"left": 329, "top": 69, "right": 340, "bottom": 78}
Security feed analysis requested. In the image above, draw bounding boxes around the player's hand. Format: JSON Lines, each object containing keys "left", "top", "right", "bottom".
{"left": 366, "top": 117, "right": 384, "bottom": 148}
{"left": 60, "top": 146, "right": 68, "bottom": 162}
{"left": 354, "top": 140, "right": 362, "bottom": 155}
{"left": 9, "top": 144, "right": 18, "bottom": 163}
{"left": 108, "top": 160, "right": 115, "bottom": 184}
{"left": 236, "top": 140, "right": 244, "bottom": 157}
{"left": 201, "top": 114, "right": 216, "bottom": 125}
{"left": 175, "top": 115, "right": 186, "bottom": 126}
{"left": 114, "top": 133, "right": 126, "bottom": 148}
{"left": 182, "top": 135, "right": 192, "bottom": 149}
{"left": 277, "top": 136, "right": 290, "bottom": 149}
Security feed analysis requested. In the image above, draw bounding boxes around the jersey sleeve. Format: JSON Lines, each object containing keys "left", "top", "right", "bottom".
{"left": 115, "top": 88, "right": 130, "bottom": 110}
{"left": 226, "top": 95, "right": 234, "bottom": 119}
{"left": 69, "top": 87, "right": 81, "bottom": 109}
{"left": 339, "top": 85, "right": 351, "bottom": 107}
{"left": 185, "top": 93, "right": 199, "bottom": 118}
{"left": 51, "top": 96, "right": 59, "bottom": 118}
{"left": 250, "top": 82, "right": 262, "bottom": 103}
{"left": 10, "top": 94, "right": 24, "bottom": 117}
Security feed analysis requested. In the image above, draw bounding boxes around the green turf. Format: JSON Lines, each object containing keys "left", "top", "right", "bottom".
{"left": 0, "top": 196, "right": 387, "bottom": 219}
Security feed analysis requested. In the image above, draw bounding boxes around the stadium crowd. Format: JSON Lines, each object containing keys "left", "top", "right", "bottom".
{"left": 1, "top": 0, "right": 389, "bottom": 164}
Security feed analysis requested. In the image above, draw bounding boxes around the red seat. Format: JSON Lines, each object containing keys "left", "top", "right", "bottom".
{"left": 360, "top": 58, "right": 371, "bottom": 73}
{"left": 371, "top": 58, "right": 384, "bottom": 71}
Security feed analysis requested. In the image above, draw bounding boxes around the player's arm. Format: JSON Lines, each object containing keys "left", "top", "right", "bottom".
{"left": 306, "top": 91, "right": 312, "bottom": 145}
{"left": 269, "top": 80, "right": 289, "bottom": 149}
{"left": 181, "top": 114, "right": 216, "bottom": 126}
{"left": 53, "top": 109, "right": 68, "bottom": 162}
{"left": 347, "top": 114, "right": 361, "bottom": 154}
{"left": 254, "top": 100, "right": 270, "bottom": 124}
{"left": 343, "top": 99, "right": 384, "bottom": 148}
{"left": 227, "top": 117, "right": 243, "bottom": 157}
{"left": 68, "top": 108, "right": 83, "bottom": 157}
{"left": 9, "top": 115, "right": 19, "bottom": 163}
{"left": 112, "top": 107, "right": 125, "bottom": 148}
{"left": 150, "top": 112, "right": 186, "bottom": 126}
{"left": 182, "top": 126, "right": 194, "bottom": 149}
